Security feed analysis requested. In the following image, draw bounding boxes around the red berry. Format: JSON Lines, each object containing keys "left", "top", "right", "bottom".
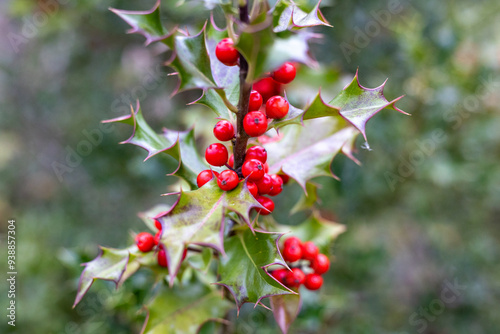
{"left": 253, "top": 77, "right": 282, "bottom": 102}
{"left": 248, "top": 90, "right": 263, "bottom": 111}
{"left": 247, "top": 181, "right": 259, "bottom": 197}
{"left": 282, "top": 242, "right": 302, "bottom": 262}
{"left": 215, "top": 38, "right": 239, "bottom": 66}
{"left": 135, "top": 232, "right": 155, "bottom": 252}
{"left": 271, "top": 268, "right": 288, "bottom": 284}
{"left": 268, "top": 174, "right": 283, "bottom": 196}
{"left": 213, "top": 120, "right": 234, "bottom": 141}
{"left": 284, "top": 268, "right": 306, "bottom": 288}
{"left": 242, "top": 159, "right": 265, "bottom": 182}
{"left": 228, "top": 154, "right": 234, "bottom": 168}
{"left": 284, "top": 237, "right": 302, "bottom": 249}
{"left": 197, "top": 170, "right": 219, "bottom": 188}
{"left": 205, "top": 143, "right": 228, "bottom": 166}
{"left": 278, "top": 174, "right": 290, "bottom": 184}
{"left": 217, "top": 170, "right": 239, "bottom": 191}
{"left": 245, "top": 146, "right": 267, "bottom": 163}
{"left": 154, "top": 230, "right": 161, "bottom": 245}
{"left": 157, "top": 248, "right": 168, "bottom": 267}
{"left": 264, "top": 162, "right": 269, "bottom": 173}
{"left": 256, "top": 196, "right": 274, "bottom": 215}
{"left": 301, "top": 241, "right": 319, "bottom": 261}
{"left": 304, "top": 273, "right": 323, "bottom": 290}
{"left": 243, "top": 111, "right": 268, "bottom": 137}
{"left": 266, "top": 96, "right": 289, "bottom": 119}
{"left": 311, "top": 253, "right": 330, "bottom": 274}
{"left": 256, "top": 174, "right": 273, "bottom": 195}
{"left": 154, "top": 219, "right": 162, "bottom": 230}
{"left": 272, "top": 62, "right": 296, "bottom": 84}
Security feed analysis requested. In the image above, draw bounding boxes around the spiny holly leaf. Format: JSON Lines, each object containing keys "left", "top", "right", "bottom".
{"left": 74, "top": 247, "right": 133, "bottom": 307}
{"left": 141, "top": 276, "right": 232, "bottom": 334}
{"left": 216, "top": 228, "right": 295, "bottom": 311}
{"left": 272, "top": 0, "right": 331, "bottom": 33}
{"left": 138, "top": 204, "right": 172, "bottom": 232}
{"left": 328, "top": 70, "right": 409, "bottom": 141}
{"left": 156, "top": 180, "right": 263, "bottom": 286}
{"left": 236, "top": 12, "right": 318, "bottom": 82}
{"left": 103, "top": 102, "right": 206, "bottom": 189}
{"left": 263, "top": 118, "right": 359, "bottom": 192}
{"left": 110, "top": 0, "right": 173, "bottom": 46}
{"left": 270, "top": 294, "right": 302, "bottom": 334}
{"left": 290, "top": 182, "right": 319, "bottom": 214}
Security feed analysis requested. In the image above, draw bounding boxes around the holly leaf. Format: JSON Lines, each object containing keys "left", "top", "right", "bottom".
{"left": 290, "top": 182, "right": 319, "bottom": 214}
{"left": 73, "top": 247, "right": 133, "bottom": 307}
{"left": 156, "top": 180, "right": 263, "bottom": 286}
{"left": 270, "top": 294, "right": 302, "bottom": 334}
{"left": 103, "top": 102, "right": 206, "bottom": 189}
{"left": 110, "top": 0, "right": 174, "bottom": 46}
{"left": 187, "top": 247, "right": 213, "bottom": 273}
{"left": 141, "top": 277, "right": 232, "bottom": 334}
{"left": 216, "top": 228, "right": 295, "bottom": 311}
{"left": 138, "top": 204, "right": 172, "bottom": 232}
{"left": 272, "top": 0, "right": 331, "bottom": 33}
{"left": 263, "top": 118, "right": 359, "bottom": 191}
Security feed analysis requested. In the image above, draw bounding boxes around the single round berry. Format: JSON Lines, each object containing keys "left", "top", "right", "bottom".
{"left": 242, "top": 159, "right": 265, "bottom": 182}
{"left": 197, "top": 170, "right": 219, "bottom": 188}
{"left": 311, "top": 253, "right": 330, "bottom": 274}
{"left": 205, "top": 143, "right": 228, "bottom": 166}
{"left": 135, "top": 232, "right": 155, "bottom": 252}
{"left": 284, "top": 268, "right": 306, "bottom": 288}
{"left": 256, "top": 174, "right": 273, "bottom": 195}
{"left": 266, "top": 96, "right": 289, "bottom": 119}
{"left": 245, "top": 146, "right": 267, "bottom": 163}
{"left": 268, "top": 174, "right": 283, "bottom": 196}
{"left": 272, "top": 62, "right": 296, "bottom": 84}
{"left": 217, "top": 170, "right": 239, "bottom": 191}
{"left": 228, "top": 154, "right": 234, "bottom": 168}
{"left": 248, "top": 90, "right": 263, "bottom": 111}
{"left": 282, "top": 241, "right": 302, "bottom": 262}
{"left": 271, "top": 268, "right": 288, "bottom": 284}
{"left": 247, "top": 181, "right": 259, "bottom": 198}
{"left": 157, "top": 248, "right": 168, "bottom": 267}
{"left": 215, "top": 38, "right": 239, "bottom": 66}
{"left": 256, "top": 196, "right": 274, "bottom": 215}
{"left": 154, "top": 219, "right": 162, "bottom": 230}
{"left": 253, "top": 77, "right": 282, "bottom": 102}
{"left": 284, "top": 237, "right": 302, "bottom": 249}
{"left": 154, "top": 231, "right": 161, "bottom": 245}
{"left": 213, "top": 120, "right": 235, "bottom": 141}
{"left": 301, "top": 241, "right": 319, "bottom": 261}
{"left": 304, "top": 273, "right": 323, "bottom": 290}
{"left": 279, "top": 174, "right": 290, "bottom": 184}
{"left": 243, "top": 111, "right": 268, "bottom": 137}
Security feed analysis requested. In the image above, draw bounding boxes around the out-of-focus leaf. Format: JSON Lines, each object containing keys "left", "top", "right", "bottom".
{"left": 187, "top": 247, "right": 213, "bottom": 273}
{"left": 156, "top": 180, "right": 263, "bottom": 286}
{"left": 138, "top": 204, "right": 172, "bottom": 232}
{"left": 290, "top": 182, "right": 319, "bottom": 214}
{"left": 216, "top": 228, "right": 295, "bottom": 311}
{"left": 263, "top": 118, "right": 359, "bottom": 191}
{"left": 103, "top": 102, "right": 206, "bottom": 189}
{"left": 141, "top": 277, "right": 232, "bottom": 334}
{"left": 270, "top": 294, "right": 302, "bottom": 334}
{"left": 272, "top": 0, "right": 331, "bottom": 33}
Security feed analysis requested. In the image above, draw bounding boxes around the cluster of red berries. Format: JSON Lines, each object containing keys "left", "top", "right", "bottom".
{"left": 134, "top": 219, "right": 186, "bottom": 267}
{"left": 271, "top": 237, "right": 330, "bottom": 291}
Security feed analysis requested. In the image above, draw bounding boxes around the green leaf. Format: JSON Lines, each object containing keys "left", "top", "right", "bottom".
{"left": 103, "top": 102, "right": 206, "bottom": 189}
{"left": 187, "top": 247, "right": 213, "bottom": 273}
{"left": 263, "top": 118, "right": 359, "bottom": 191}
{"left": 327, "top": 70, "right": 409, "bottom": 141}
{"left": 156, "top": 180, "right": 263, "bottom": 286}
{"left": 142, "top": 277, "right": 232, "bottom": 334}
{"left": 290, "top": 182, "right": 319, "bottom": 214}
{"left": 73, "top": 247, "right": 132, "bottom": 307}
{"left": 110, "top": 1, "right": 173, "bottom": 46}
{"left": 272, "top": 0, "right": 331, "bottom": 33}
{"left": 270, "top": 294, "right": 302, "bottom": 334}
{"left": 217, "top": 228, "right": 295, "bottom": 311}
{"left": 138, "top": 204, "right": 172, "bottom": 232}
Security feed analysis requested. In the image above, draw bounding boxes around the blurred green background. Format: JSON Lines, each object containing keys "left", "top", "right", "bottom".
{"left": 1, "top": 0, "right": 499, "bottom": 333}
